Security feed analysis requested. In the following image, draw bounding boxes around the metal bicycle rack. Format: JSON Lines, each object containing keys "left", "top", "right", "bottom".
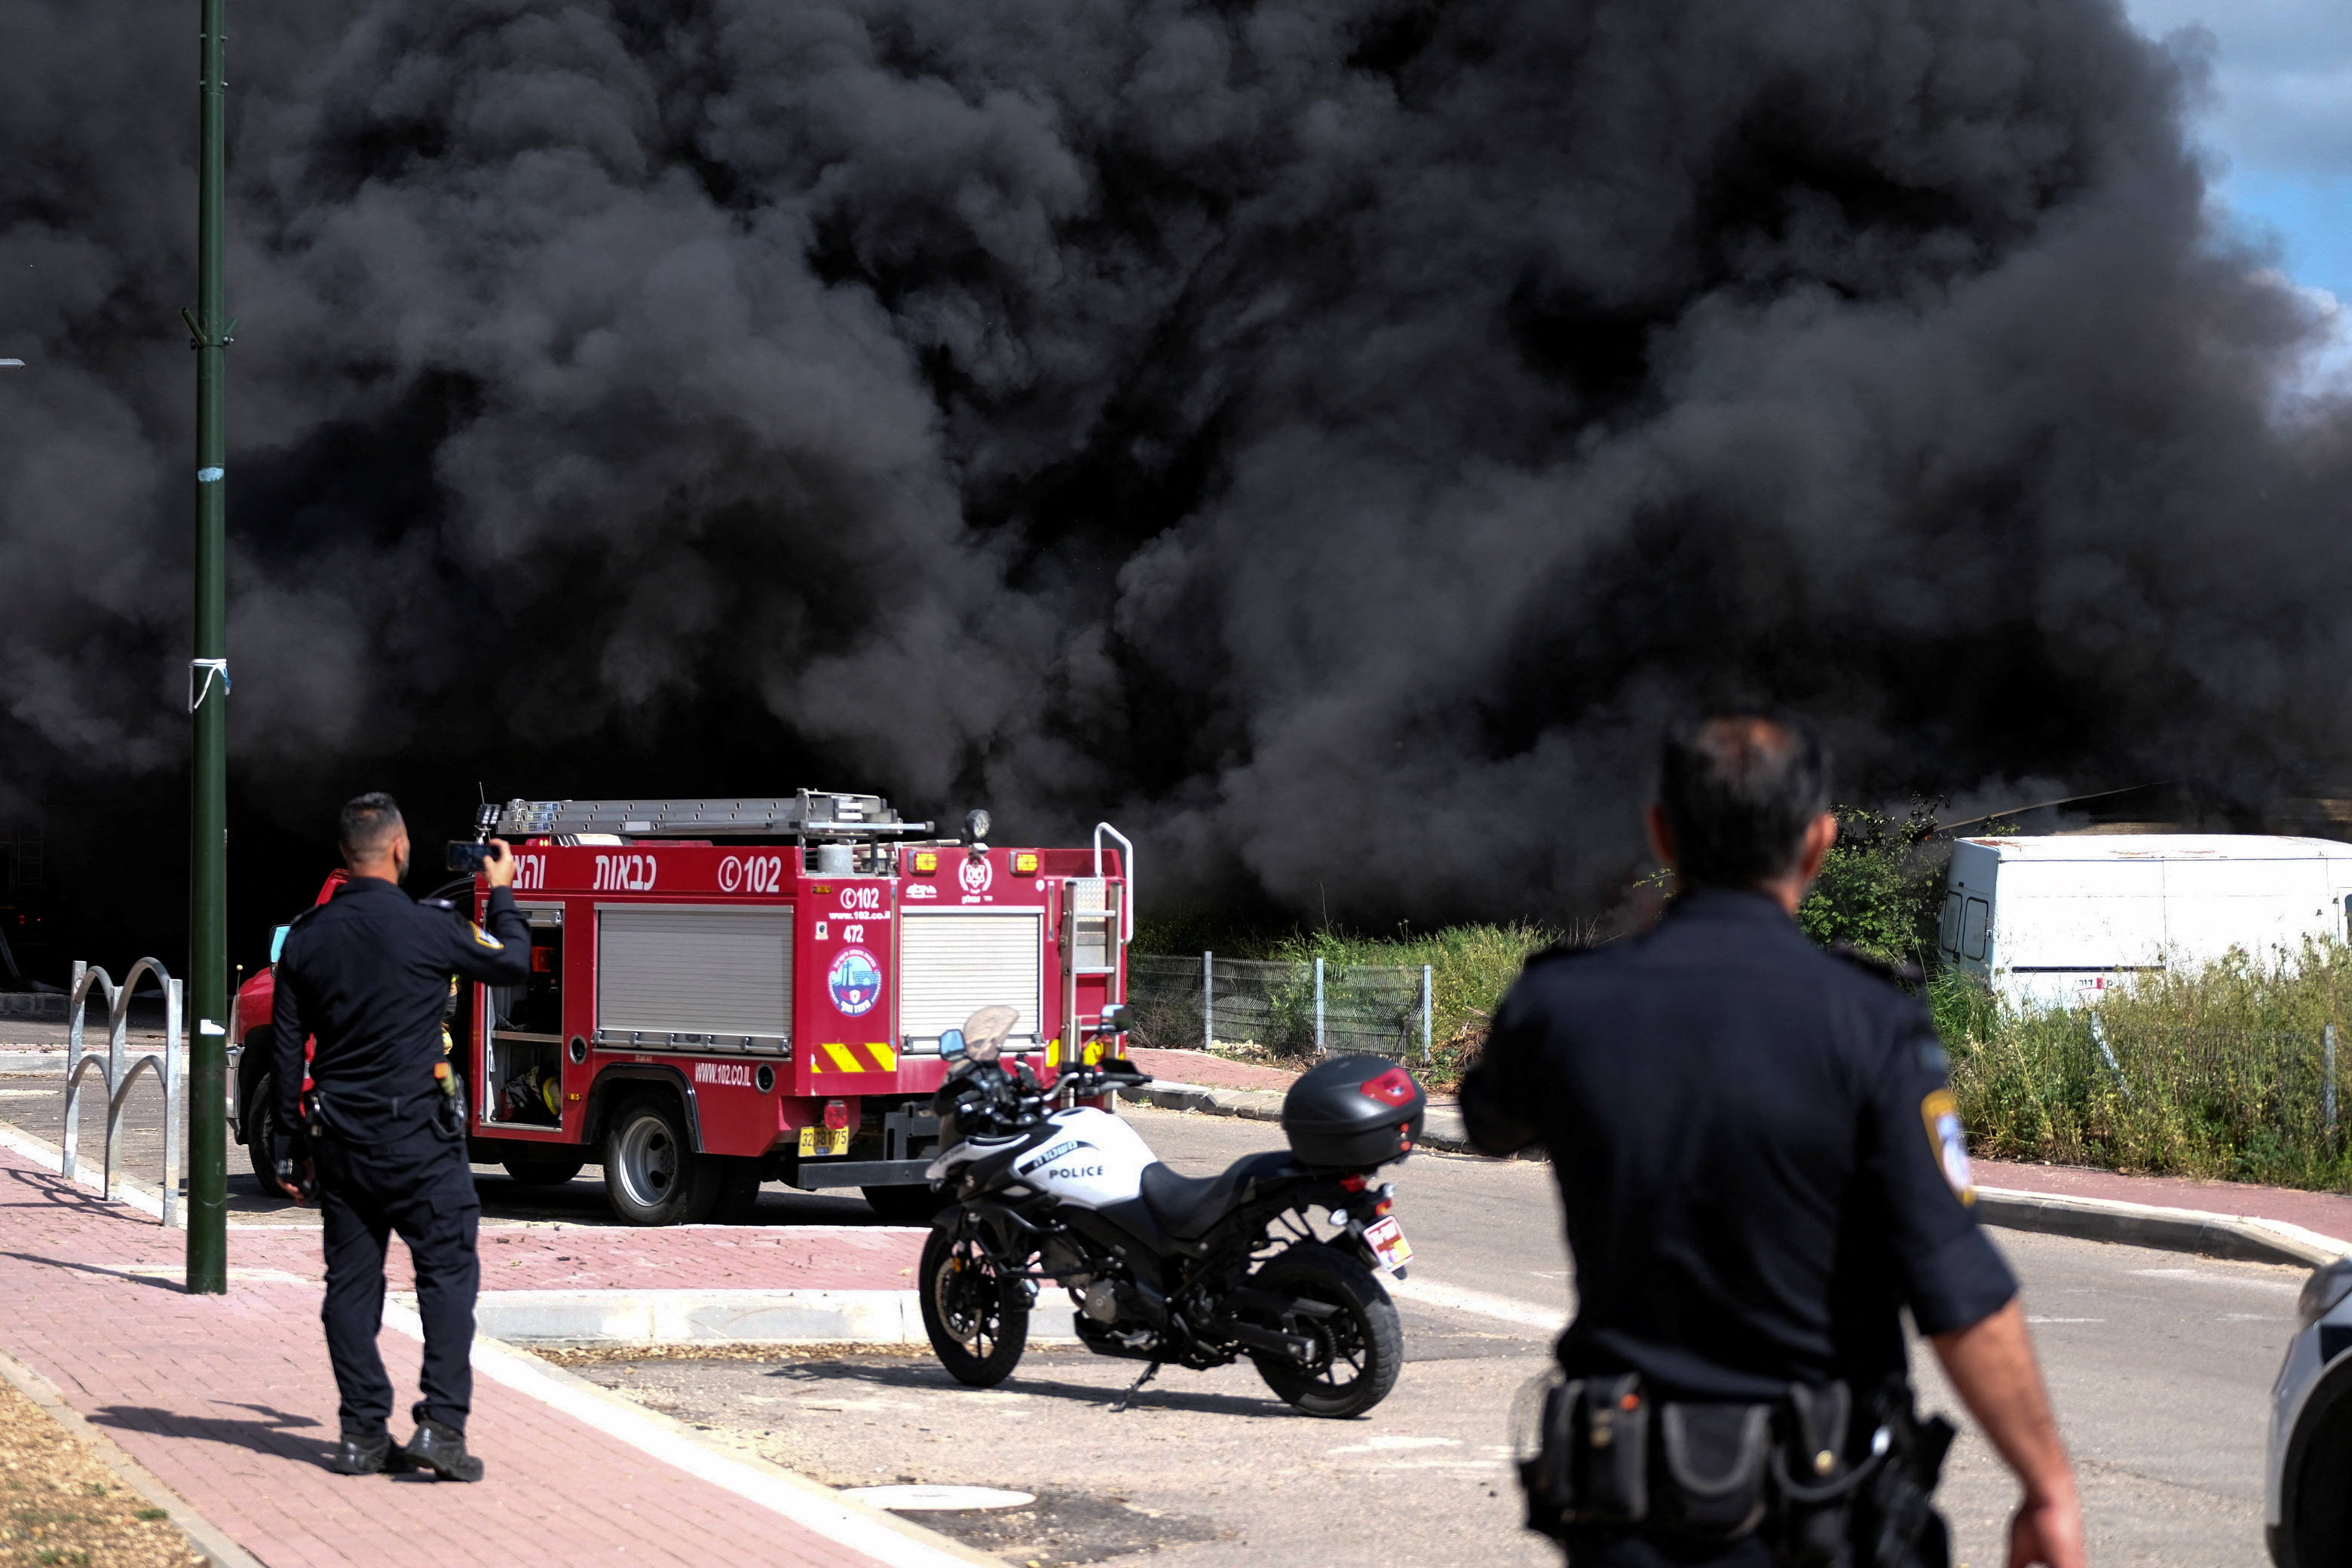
{"left": 61, "top": 959, "right": 185, "bottom": 1227}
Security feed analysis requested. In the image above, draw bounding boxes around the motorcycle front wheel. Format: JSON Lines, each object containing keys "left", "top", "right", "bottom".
{"left": 1247, "top": 1242, "right": 1402, "bottom": 1418}
{"left": 918, "top": 1222, "right": 1031, "bottom": 1388}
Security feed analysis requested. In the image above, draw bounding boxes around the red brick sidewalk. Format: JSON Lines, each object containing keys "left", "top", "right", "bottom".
{"left": 207, "top": 1215, "right": 925, "bottom": 1293}
{"left": 0, "top": 1147, "right": 967, "bottom": 1568}
{"left": 1977, "top": 1158, "right": 2352, "bottom": 1244}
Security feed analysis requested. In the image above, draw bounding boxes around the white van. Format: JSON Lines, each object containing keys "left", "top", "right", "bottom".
{"left": 1940, "top": 835, "right": 2352, "bottom": 1009}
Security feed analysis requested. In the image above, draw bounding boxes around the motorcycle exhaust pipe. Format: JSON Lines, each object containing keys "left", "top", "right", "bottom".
{"left": 1217, "top": 1319, "right": 1319, "bottom": 1361}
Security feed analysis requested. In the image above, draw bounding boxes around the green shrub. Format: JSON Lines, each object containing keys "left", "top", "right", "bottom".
{"left": 1796, "top": 802, "right": 1949, "bottom": 968}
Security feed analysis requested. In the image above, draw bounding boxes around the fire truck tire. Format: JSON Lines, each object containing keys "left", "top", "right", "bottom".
{"left": 602, "top": 1096, "right": 719, "bottom": 1226}
{"left": 917, "top": 1223, "right": 1030, "bottom": 1387}
{"left": 504, "top": 1157, "right": 586, "bottom": 1187}
{"left": 708, "top": 1157, "right": 766, "bottom": 1223}
{"left": 862, "top": 1184, "right": 951, "bottom": 1225}
{"left": 243, "top": 1071, "right": 280, "bottom": 1189}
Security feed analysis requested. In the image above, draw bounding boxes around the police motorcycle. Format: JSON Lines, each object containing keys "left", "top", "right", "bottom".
{"left": 917, "top": 1005, "right": 1426, "bottom": 1418}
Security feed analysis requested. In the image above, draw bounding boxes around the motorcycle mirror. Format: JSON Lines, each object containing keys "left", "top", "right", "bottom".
{"left": 1100, "top": 1004, "right": 1130, "bottom": 1033}
{"left": 939, "top": 1028, "right": 966, "bottom": 1060}
{"left": 964, "top": 807, "right": 991, "bottom": 844}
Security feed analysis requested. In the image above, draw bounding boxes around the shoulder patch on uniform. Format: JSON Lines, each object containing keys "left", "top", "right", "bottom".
{"left": 1829, "top": 943, "right": 1924, "bottom": 989}
{"left": 1921, "top": 1089, "right": 1974, "bottom": 1204}
{"left": 468, "top": 920, "right": 504, "bottom": 950}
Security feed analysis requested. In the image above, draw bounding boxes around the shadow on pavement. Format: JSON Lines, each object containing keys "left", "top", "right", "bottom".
{"left": 758, "top": 1355, "right": 1324, "bottom": 1421}
{"left": 0, "top": 1251, "right": 188, "bottom": 1291}
{"left": 87, "top": 1401, "right": 332, "bottom": 1467}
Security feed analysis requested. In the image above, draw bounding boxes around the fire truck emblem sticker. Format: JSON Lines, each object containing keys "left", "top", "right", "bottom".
{"left": 958, "top": 856, "right": 994, "bottom": 896}
{"left": 828, "top": 947, "right": 884, "bottom": 1016}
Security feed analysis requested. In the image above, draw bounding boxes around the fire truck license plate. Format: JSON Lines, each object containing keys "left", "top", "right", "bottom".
{"left": 1364, "top": 1216, "right": 1411, "bottom": 1273}
{"left": 798, "top": 1126, "right": 850, "bottom": 1157}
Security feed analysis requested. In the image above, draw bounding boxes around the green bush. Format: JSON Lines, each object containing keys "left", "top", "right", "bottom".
{"left": 1795, "top": 802, "right": 1949, "bottom": 968}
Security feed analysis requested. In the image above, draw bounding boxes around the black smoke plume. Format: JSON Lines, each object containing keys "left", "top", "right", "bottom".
{"left": 5, "top": 0, "right": 2350, "bottom": 969}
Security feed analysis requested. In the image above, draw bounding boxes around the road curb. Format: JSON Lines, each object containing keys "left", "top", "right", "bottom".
{"left": 409, "top": 1286, "right": 1082, "bottom": 1346}
{"left": 0, "top": 1346, "right": 266, "bottom": 1568}
{"left": 1972, "top": 1187, "right": 2350, "bottom": 1268}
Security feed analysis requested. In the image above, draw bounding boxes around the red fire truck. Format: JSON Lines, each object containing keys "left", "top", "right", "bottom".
{"left": 230, "top": 792, "right": 1132, "bottom": 1226}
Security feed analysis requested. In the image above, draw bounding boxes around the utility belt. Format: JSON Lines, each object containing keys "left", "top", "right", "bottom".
{"left": 1514, "top": 1371, "right": 1954, "bottom": 1567}
{"left": 302, "top": 1067, "right": 468, "bottom": 1149}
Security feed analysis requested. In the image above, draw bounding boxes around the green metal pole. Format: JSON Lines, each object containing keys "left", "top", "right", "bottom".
{"left": 186, "top": 0, "right": 231, "bottom": 1295}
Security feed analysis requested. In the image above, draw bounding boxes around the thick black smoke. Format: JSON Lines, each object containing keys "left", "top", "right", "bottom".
{"left": 5, "top": 0, "right": 2351, "bottom": 963}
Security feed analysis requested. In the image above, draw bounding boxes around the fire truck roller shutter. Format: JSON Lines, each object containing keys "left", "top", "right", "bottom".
{"left": 900, "top": 910, "right": 1043, "bottom": 1051}
{"left": 596, "top": 905, "right": 792, "bottom": 1049}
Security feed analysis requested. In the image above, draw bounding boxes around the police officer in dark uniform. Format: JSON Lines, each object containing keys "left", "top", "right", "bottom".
{"left": 1463, "top": 716, "right": 2084, "bottom": 1568}
{"left": 272, "top": 792, "right": 529, "bottom": 1480}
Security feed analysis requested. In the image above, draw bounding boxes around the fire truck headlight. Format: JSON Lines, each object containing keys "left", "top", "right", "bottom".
{"left": 964, "top": 808, "right": 991, "bottom": 843}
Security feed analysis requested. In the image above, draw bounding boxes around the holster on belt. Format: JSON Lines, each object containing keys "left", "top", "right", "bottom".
{"left": 1514, "top": 1371, "right": 1949, "bottom": 1567}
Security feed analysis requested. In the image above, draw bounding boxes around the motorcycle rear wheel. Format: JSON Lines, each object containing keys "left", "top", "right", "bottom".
{"left": 918, "top": 1223, "right": 1031, "bottom": 1387}
{"left": 1246, "top": 1243, "right": 1402, "bottom": 1419}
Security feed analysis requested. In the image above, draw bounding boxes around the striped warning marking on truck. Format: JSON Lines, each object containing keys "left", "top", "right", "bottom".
{"left": 814, "top": 1043, "right": 899, "bottom": 1073}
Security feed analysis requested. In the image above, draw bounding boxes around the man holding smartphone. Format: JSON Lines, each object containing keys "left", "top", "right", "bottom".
{"left": 271, "top": 792, "right": 531, "bottom": 1480}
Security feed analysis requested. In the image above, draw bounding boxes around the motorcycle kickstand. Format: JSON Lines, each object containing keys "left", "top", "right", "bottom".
{"left": 1111, "top": 1361, "right": 1162, "bottom": 1413}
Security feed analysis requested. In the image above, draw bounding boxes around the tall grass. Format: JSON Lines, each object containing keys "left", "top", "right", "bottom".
{"left": 1943, "top": 945, "right": 2352, "bottom": 1190}
{"left": 1134, "top": 911, "right": 1561, "bottom": 1082}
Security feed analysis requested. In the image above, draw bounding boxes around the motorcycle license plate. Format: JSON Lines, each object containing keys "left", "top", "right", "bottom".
{"left": 1364, "top": 1215, "right": 1412, "bottom": 1273}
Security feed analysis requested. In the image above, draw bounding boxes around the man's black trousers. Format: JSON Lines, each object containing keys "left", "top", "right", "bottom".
{"left": 314, "top": 1122, "right": 479, "bottom": 1438}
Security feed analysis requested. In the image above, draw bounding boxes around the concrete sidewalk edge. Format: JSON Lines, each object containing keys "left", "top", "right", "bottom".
{"left": 0, "top": 1346, "right": 266, "bottom": 1568}
{"left": 382, "top": 1302, "right": 1002, "bottom": 1568}
{"left": 403, "top": 1286, "right": 1084, "bottom": 1346}
{"left": 1973, "top": 1187, "right": 2350, "bottom": 1268}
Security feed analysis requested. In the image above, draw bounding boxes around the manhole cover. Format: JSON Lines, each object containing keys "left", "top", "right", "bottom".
{"left": 844, "top": 1485, "right": 1037, "bottom": 1511}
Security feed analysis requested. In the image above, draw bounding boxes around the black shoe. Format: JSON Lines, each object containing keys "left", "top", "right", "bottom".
{"left": 328, "top": 1432, "right": 394, "bottom": 1475}
{"left": 399, "top": 1416, "right": 485, "bottom": 1482}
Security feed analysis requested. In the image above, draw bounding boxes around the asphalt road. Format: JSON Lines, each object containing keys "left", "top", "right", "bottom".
{"left": 5, "top": 1071, "right": 2303, "bottom": 1564}
{"left": 556, "top": 1104, "right": 2296, "bottom": 1568}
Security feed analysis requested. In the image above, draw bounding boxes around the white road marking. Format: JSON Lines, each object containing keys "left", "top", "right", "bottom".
{"left": 1386, "top": 1276, "right": 1564, "bottom": 1331}
{"left": 2131, "top": 1266, "right": 2300, "bottom": 1291}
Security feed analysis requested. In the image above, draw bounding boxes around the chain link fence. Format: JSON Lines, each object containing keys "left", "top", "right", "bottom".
{"left": 1127, "top": 953, "right": 1432, "bottom": 1061}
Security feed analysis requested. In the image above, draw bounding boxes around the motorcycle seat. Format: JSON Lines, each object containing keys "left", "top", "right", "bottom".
{"left": 1139, "top": 1150, "right": 1298, "bottom": 1239}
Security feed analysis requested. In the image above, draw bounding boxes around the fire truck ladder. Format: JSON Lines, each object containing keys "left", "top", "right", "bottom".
{"left": 495, "top": 792, "right": 934, "bottom": 841}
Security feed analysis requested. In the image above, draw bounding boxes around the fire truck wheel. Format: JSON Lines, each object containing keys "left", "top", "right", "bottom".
{"left": 602, "top": 1095, "right": 719, "bottom": 1226}
{"left": 917, "top": 1224, "right": 1030, "bottom": 1387}
{"left": 862, "top": 1184, "right": 951, "bottom": 1225}
{"left": 243, "top": 1071, "right": 279, "bottom": 1189}
{"left": 504, "top": 1157, "right": 586, "bottom": 1187}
